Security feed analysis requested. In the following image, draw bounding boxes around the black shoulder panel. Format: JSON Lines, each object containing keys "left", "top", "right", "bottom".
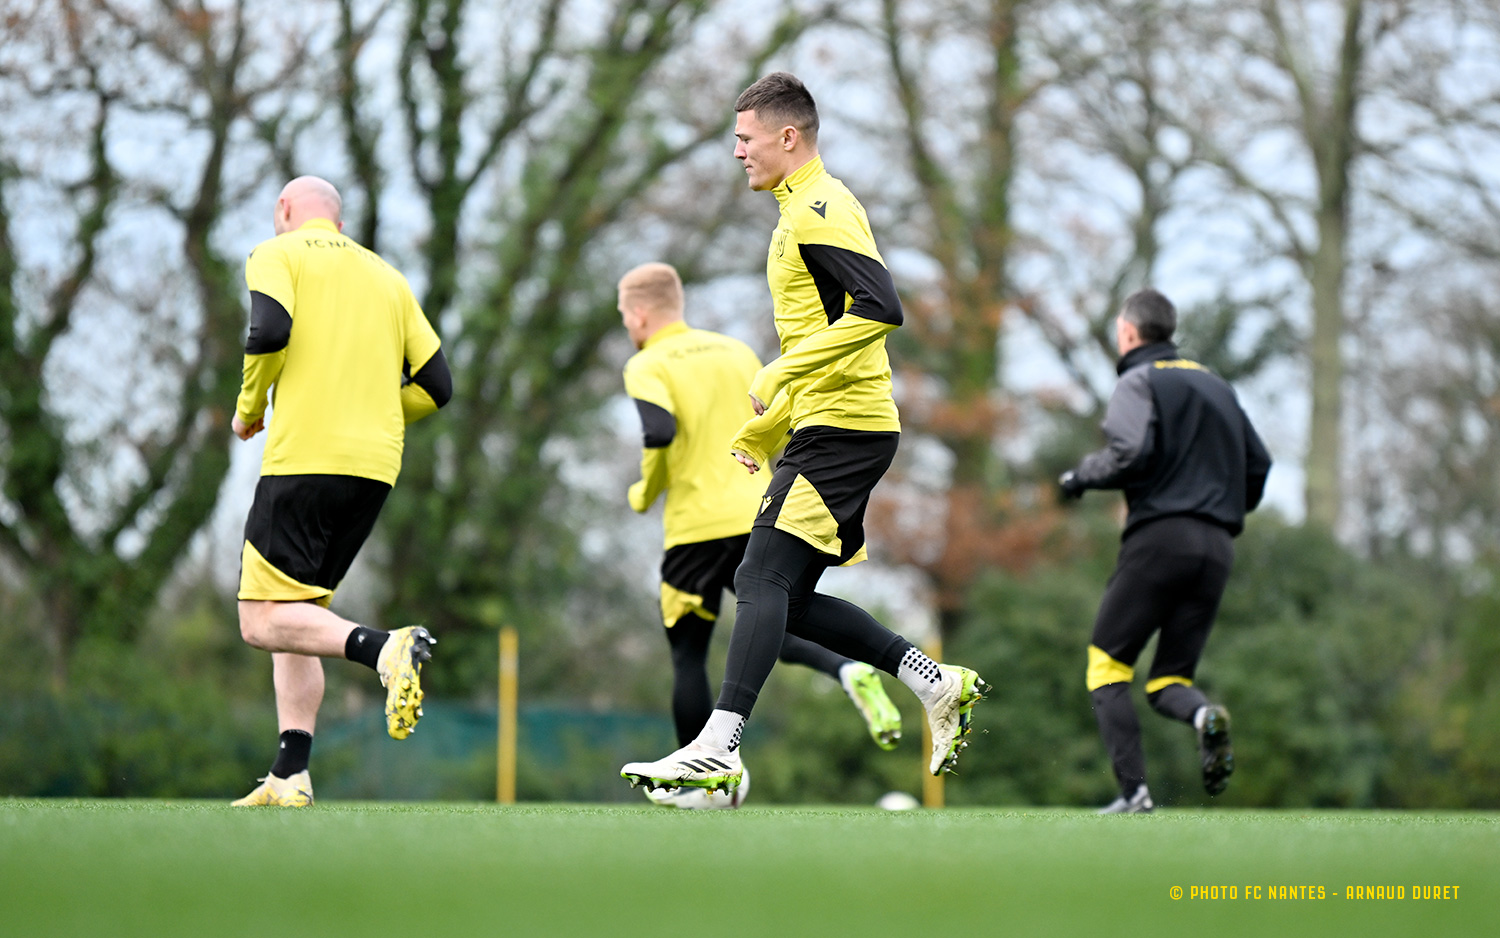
{"left": 633, "top": 398, "right": 676, "bottom": 448}
{"left": 407, "top": 348, "right": 453, "bottom": 409}
{"left": 246, "top": 291, "right": 292, "bottom": 354}
{"left": 798, "top": 243, "right": 903, "bottom": 327}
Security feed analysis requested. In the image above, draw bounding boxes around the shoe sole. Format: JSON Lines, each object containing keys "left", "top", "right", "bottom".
{"left": 934, "top": 669, "right": 992, "bottom": 775}
{"left": 232, "top": 781, "right": 313, "bottom": 807}
{"left": 621, "top": 771, "right": 742, "bottom": 795}
{"left": 1200, "top": 707, "right": 1234, "bottom": 796}
{"left": 386, "top": 627, "right": 435, "bottom": 740}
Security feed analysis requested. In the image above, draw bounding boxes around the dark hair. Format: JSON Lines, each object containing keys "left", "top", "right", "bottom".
{"left": 1120, "top": 288, "right": 1176, "bottom": 342}
{"left": 735, "top": 71, "right": 819, "bottom": 144}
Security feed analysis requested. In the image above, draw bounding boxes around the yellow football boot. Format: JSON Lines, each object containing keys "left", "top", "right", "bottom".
{"left": 232, "top": 770, "right": 314, "bottom": 807}
{"left": 376, "top": 626, "right": 436, "bottom": 739}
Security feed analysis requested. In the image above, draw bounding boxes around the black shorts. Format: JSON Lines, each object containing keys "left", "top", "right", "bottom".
{"left": 753, "top": 426, "right": 899, "bottom": 565}
{"left": 238, "top": 474, "right": 391, "bottom": 605}
{"left": 1087, "top": 515, "right": 1234, "bottom": 691}
{"left": 658, "top": 533, "right": 751, "bottom": 627}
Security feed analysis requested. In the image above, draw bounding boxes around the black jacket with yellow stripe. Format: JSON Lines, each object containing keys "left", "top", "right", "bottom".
{"left": 1072, "top": 342, "right": 1272, "bottom": 538}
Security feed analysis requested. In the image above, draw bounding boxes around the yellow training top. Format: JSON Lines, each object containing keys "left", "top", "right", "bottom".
{"left": 624, "top": 321, "right": 769, "bottom": 548}
{"left": 236, "top": 218, "right": 442, "bottom": 485}
{"left": 744, "top": 156, "right": 903, "bottom": 439}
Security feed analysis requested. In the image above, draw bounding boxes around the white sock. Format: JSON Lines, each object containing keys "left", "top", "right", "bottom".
{"left": 896, "top": 647, "right": 945, "bottom": 706}
{"left": 1193, "top": 705, "right": 1208, "bottom": 731}
{"left": 696, "top": 709, "right": 745, "bottom": 752}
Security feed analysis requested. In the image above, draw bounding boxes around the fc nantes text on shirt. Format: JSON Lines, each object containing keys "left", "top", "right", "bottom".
{"left": 236, "top": 218, "right": 442, "bottom": 486}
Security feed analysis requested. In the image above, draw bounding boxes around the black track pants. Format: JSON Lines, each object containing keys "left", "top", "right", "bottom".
{"left": 717, "top": 527, "right": 909, "bottom": 717}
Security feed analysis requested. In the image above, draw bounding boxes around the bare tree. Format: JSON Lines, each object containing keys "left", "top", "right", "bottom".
{"left": 0, "top": 0, "right": 317, "bottom": 681}
{"left": 310, "top": 0, "right": 831, "bottom": 657}
{"left": 1156, "top": 0, "right": 1405, "bottom": 531}
{"left": 841, "top": 0, "right": 1033, "bottom": 637}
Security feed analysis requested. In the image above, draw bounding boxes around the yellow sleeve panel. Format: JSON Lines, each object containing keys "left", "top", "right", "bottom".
{"left": 623, "top": 351, "right": 674, "bottom": 413}
{"left": 628, "top": 448, "right": 669, "bottom": 513}
{"left": 401, "top": 383, "right": 438, "bottom": 424}
{"left": 748, "top": 314, "right": 898, "bottom": 410}
{"left": 765, "top": 157, "right": 902, "bottom": 434}
{"left": 399, "top": 284, "right": 444, "bottom": 425}
{"left": 241, "top": 219, "right": 441, "bottom": 485}
{"left": 236, "top": 238, "right": 296, "bottom": 422}
{"left": 729, "top": 391, "right": 793, "bottom": 468}
{"left": 236, "top": 349, "right": 285, "bottom": 422}
{"left": 401, "top": 282, "right": 442, "bottom": 380}
{"left": 622, "top": 322, "right": 771, "bottom": 548}
{"left": 623, "top": 351, "right": 674, "bottom": 513}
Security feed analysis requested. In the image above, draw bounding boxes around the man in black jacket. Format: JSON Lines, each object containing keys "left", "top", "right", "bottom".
{"left": 1060, "top": 287, "right": 1272, "bottom": 813}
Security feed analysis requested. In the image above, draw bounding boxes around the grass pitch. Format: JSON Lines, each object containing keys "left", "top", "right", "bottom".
{"left": 2, "top": 801, "right": 1495, "bottom": 937}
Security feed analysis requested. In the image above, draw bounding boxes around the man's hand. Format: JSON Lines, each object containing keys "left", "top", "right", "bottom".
{"left": 1058, "top": 470, "right": 1085, "bottom": 500}
{"left": 232, "top": 413, "right": 264, "bottom": 441}
{"left": 732, "top": 450, "right": 761, "bottom": 474}
{"left": 749, "top": 392, "right": 767, "bottom": 416}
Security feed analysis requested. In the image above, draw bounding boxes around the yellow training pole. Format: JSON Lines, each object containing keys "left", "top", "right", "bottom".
{"left": 497, "top": 626, "right": 519, "bottom": 804}
{"left": 922, "top": 637, "right": 944, "bottom": 809}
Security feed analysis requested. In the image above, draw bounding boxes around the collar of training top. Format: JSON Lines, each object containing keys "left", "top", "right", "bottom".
{"left": 1117, "top": 340, "right": 1179, "bottom": 375}
{"left": 641, "top": 320, "right": 689, "bottom": 349}
{"left": 296, "top": 217, "right": 340, "bottom": 234}
{"left": 773, "top": 155, "right": 826, "bottom": 206}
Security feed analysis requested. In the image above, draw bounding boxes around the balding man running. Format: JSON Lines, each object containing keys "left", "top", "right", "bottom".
{"left": 230, "top": 176, "right": 453, "bottom": 806}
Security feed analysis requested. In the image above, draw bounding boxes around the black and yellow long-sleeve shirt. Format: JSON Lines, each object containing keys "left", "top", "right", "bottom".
{"left": 236, "top": 218, "right": 450, "bottom": 486}
{"left": 624, "top": 321, "right": 769, "bottom": 549}
{"left": 743, "top": 156, "right": 902, "bottom": 439}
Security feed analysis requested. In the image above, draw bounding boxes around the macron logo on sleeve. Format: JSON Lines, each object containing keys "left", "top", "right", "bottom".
{"left": 811, "top": 200, "right": 827, "bottom": 218}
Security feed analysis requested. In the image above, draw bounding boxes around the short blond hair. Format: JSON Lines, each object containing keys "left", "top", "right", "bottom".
{"left": 617, "top": 262, "right": 684, "bottom": 317}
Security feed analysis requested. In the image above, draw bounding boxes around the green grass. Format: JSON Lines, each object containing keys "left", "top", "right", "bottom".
{"left": 2, "top": 801, "right": 1496, "bottom": 937}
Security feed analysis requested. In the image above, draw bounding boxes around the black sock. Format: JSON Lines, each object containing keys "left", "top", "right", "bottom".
{"left": 1148, "top": 682, "right": 1210, "bottom": 724}
{"left": 270, "top": 729, "right": 313, "bottom": 779}
{"left": 344, "top": 626, "right": 387, "bottom": 670}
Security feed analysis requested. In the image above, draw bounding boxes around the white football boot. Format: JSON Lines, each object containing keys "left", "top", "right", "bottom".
{"left": 621, "top": 740, "right": 743, "bottom": 794}
{"left": 1098, "top": 784, "right": 1154, "bottom": 814}
{"left": 644, "top": 764, "right": 751, "bottom": 809}
{"left": 925, "top": 664, "right": 990, "bottom": 775}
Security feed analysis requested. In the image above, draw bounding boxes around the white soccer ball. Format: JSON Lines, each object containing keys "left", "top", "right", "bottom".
{"left": 877, "top": 790, "right": 921, "bottom": 811}
{"left": 711, "top": 762, "right": 750, "bottom": 804}
{"left": 708, "top": 763, "right": 750, "bottom": 809}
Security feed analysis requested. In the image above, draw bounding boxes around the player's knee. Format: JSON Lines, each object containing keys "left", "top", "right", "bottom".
{"left": 785, "top": 592, "right": 814, "bottom": 621}
{"left": 237, "top": 601, "right": 272, "bottom": 648}
{"left": 732, "top": 563, "right": 769, "bottom": 600}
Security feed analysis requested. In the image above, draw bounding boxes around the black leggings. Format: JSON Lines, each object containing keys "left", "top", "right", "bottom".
{"left": 665, "top": 613, "right": 850, "bottom": 746}
{"left": 716, "top": 527, "right": 910, "bottom": 717}
{"left": 1090, "top": 515, "right": 1234, "bottom": 683}
{"left": 1089, "top": 515, "right": 1234, "bottom": 793}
